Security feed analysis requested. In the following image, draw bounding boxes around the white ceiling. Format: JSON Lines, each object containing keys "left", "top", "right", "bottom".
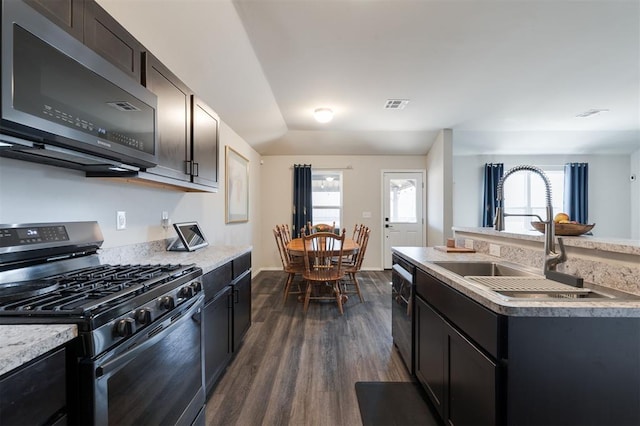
{"left": 100, "top": 0, "right": 640, "bottom": 157}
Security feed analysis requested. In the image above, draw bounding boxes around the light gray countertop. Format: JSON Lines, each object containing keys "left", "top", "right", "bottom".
{"left": 393, "top": 246, "right": 640, "bottom": 318}
{"left": 0, "top": 242, "right": 251, "bottom": 377}
{"left": 0, "top": 324, "right": 77, "bottom": 376}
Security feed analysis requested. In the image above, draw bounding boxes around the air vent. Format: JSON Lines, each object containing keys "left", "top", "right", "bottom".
{"left": 384, "top": 99, "right": 410, "bottom": 110}
{"left": 575, "top": 108, "right": 609, "bottom": 118}
{"left": 107, "top": 101, "right": 141, "bottom": 112}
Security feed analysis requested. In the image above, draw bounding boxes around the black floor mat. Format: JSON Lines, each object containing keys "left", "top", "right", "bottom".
{"left": 355, "top": 381, "right": 441, "bottom": 426}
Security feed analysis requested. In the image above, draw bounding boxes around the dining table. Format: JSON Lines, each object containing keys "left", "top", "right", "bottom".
{"left": 285, "top": 237, "right": 360, "bottom": 257}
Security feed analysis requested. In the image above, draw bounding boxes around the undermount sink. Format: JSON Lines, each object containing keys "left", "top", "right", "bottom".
{"left": 496, "top": 290, "right": 612, "bottom": 300}
{"left": 431, "top": 261, "right": 640, "bottom": 302}
{"left": 432, "top": 261, "right": 537, "bottom": 277}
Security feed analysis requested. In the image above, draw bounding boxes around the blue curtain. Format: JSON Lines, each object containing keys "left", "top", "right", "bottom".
{"left": 564, "top": 163, "right": 588, "bottom": 224}
{"left": 482, "top": 163, "right": 504, "bottom": 227}
{"left": 292, "top": 164, "right": 312, "bottom": 237}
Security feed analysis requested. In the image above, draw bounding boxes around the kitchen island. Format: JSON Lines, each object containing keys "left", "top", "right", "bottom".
{"left": 393, "top": 246, "right": 640, "bottom": 426}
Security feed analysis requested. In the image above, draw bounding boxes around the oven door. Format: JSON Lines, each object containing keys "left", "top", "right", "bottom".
{"left": 76, "top": 294, "right": 205, "bottom": 426}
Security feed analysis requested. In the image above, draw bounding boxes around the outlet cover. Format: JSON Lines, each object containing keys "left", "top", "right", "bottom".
{"left": 489, "top": 243, "right": 501, "bottom": 257}
{"left": 116, "top": 211, "right": 126, "bottom": 230}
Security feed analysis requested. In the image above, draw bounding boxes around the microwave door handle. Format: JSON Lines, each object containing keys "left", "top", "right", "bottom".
{"left": 96, "top": 296, "right": 203, "bottom": 378}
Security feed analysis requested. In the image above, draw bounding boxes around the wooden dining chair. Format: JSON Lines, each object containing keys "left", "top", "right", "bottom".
{"left": 280, "top": 223, "right": 292, "bottom": 245}
{"left": 307, "top": 221, "right": 336, "bottom": 234}
{"left": 274, "top": 225, "right": 305, "bottom": 303}
{"left": 341, "top": 226, "right": 371, "bottom": 303}
{"left": 301, "top": 228, "right": 347, "bottom": 315}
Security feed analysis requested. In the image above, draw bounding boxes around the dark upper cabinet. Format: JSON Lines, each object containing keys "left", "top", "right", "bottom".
{"left": 191, "top": 96, "right": 219, "bottom": 188}
{"left": 22, "top": 0, "right": 84, "bottom": 41}
{"left": 83, "top": 1, "right": 143, "bottom": 80}
{"left": 142, "top": 52, "right": 192, "bottom": 182}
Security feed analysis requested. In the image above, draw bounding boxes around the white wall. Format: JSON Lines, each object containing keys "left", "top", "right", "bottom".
{"left": 0, "top": 123, "right": 262, "bottom": 261}
{"left": 631, "top": 149, "right": 640, "bottom": 239}
{"left": 452, "top": 154, "right": 632, "bottom": 239}
{"left": 426, "top": 129, "right": 454, "bottom": 246}
{"left": 259, "top": 155, "right": 427, "bottom": 270}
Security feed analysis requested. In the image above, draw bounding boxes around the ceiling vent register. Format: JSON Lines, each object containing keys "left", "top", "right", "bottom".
{"left": 384, "top": 99, "right": 410, "bottom": 110}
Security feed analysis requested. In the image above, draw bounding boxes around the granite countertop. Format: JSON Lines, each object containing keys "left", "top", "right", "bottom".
{"left": 453, "top": 226, "right": 640, "bottom": 256}
{"left": 98, "top": 240, "right": 252, "bottom": 275}
{"left": 393, "top": 247, "right": 640, "bottom": 318}
{"left": 0, "top": 324, "right": 77, "bottom": 376}
{"left": 0, "top": 242, "right": 251, "bottom": 377}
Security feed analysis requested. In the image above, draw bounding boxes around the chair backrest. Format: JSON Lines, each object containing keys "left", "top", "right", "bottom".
{"left": 350, "top": 226, "right": 370, "bottom": 271}
{"left": 302, "top": 229, "right": 346, "bottom": 274}
{"left": 273, "top": 225, "right": 293, "bottom": 269}
{"left": 280, "top": 224, "right": 292, "bottom": 245}
{"left": 352, "top": 223, "right": 363, "bottom": 241}
{"left": 307, "top": 221, "right": 336, "bottom": 234}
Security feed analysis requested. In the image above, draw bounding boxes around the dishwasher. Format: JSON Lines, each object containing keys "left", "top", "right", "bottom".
{"left": 391, "top": 254, "right": 415, "bottom": 374}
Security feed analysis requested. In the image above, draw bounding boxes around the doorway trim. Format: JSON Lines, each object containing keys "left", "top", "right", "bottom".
{"left": 381, "top": 169, "right": 427, "bottom": 269}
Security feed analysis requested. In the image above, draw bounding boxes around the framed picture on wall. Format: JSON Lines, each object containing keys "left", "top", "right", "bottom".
{"left": 225, "top": 146, "right": 249, "bottom": 223}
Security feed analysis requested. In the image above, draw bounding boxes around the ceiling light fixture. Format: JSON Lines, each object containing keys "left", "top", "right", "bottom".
{"left": 314, "top": 108, "right": 333, "bottom": 123}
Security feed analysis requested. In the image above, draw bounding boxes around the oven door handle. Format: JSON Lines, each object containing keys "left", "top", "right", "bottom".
{"left": 95, "top": 295, "right": 203, "bottom": 378}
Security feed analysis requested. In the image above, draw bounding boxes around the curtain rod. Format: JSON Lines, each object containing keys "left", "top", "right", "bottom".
{"left": 290, "top": 165, "right": 353, "bottom": 170}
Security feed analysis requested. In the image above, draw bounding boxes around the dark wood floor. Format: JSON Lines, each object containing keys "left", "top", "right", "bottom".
{"left": 205, "top": 270, "right": 413, "bottom": 425}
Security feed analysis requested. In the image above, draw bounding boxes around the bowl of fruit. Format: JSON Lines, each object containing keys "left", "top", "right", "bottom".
{"left": 531, "top": 213, "right": 595, "bottom": 236}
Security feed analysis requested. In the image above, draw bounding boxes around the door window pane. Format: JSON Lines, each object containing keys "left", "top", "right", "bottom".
{"left": 389, "top": 178, "right": 417, "bottom": 223}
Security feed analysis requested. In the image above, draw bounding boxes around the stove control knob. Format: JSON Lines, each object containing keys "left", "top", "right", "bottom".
{"left": 135, "top": 308, "right": 152, "bottom": 325}
{"left": 190, "top": 281, "right": 202, "bottom": 293}
{"left": 115, "top": 318, "right": 135, "bottom": 338}
{"left": 159, "top": 296, "right": 175, "bottom": 310}
{"left": 179, "top": 286, "right": 195, "bottom": 299}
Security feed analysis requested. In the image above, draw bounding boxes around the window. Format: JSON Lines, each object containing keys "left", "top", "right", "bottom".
{"left": 503, "top": 166, "right": 564, "bottom": 233}
{"left": 311, "top": 170, "right": 342, "bottom": 228}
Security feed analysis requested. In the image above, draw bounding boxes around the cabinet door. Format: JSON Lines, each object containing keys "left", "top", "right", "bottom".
{"left": 447, "top": 325, "right": 497, "bottom": 426}
{"left": 203, "top": 287, "right": 232, "bottom": 395}
{"left": 191, "top": 96, "right": 219, "bottom": 188}
{"left": 142, "top": 52, "right": 191, "bottom": 180}
{"left": 84, "top": 1, "right": 143, "bottom": 80}
{"left": 414, "top": 296, "right": 446, "bottom": 419}
{"left": 232, "top": 270, "right": 251, "bottom": 352}
{"left": 22, "top": 0, "right": 84, "bottom": 41}
{"left": 0, "top": 347, "right": 67, "bottom": 425}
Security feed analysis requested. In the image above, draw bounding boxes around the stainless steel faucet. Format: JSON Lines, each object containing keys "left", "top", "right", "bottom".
{"left": 494, "top": 165, "right": 566, "bottom": 272}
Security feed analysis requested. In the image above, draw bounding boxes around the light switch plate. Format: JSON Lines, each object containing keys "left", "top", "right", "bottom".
{"left": 489, "top": 243, "right": 501, "bottom": 257}
{"left": 362, "top": 211, "right": 372, "bottom": 218}
{"left": 116, "top": 211, "right": 126, "bottom": 230}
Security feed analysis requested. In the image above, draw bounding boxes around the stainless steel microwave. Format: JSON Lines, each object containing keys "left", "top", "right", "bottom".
{"left": 0, "top": 0, "right": 158, "bottom": 172}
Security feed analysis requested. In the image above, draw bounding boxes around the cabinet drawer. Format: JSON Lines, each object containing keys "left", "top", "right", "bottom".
{"left": 203, "top": 262, "right": 232, "bottom": 302}
{"left": 232, "top": 252, "right": 251, "bottom": 279}
{"left": 416, "top": 268, "right": 502, "bottom": 359}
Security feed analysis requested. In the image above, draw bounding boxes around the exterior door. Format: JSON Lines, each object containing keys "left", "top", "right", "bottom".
{"left": 383, "top": 171, "right": 425, "bottom": 268}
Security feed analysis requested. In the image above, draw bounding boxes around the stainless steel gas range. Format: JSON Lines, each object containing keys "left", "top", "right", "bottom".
{"left": 0, "top": 221, "right": 205, "bottom": 425}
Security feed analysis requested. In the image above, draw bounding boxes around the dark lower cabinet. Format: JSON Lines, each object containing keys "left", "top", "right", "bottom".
{"left": 0, "top": 347, "right": 67, "bottom": 425}
{"left": 203, "top": 286, "right": 232, "bottom": 395}
{"left": 202, "top": 251, "right": 251, "bottom": 395}
{"left": 415, "top": 295, "right": 497, "bottom": 426}
{"left": 232, "top": 269, "right": 251, "bottom": 352}
{"left": 406, "top": 258, "right": 640, "bottom": 426}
